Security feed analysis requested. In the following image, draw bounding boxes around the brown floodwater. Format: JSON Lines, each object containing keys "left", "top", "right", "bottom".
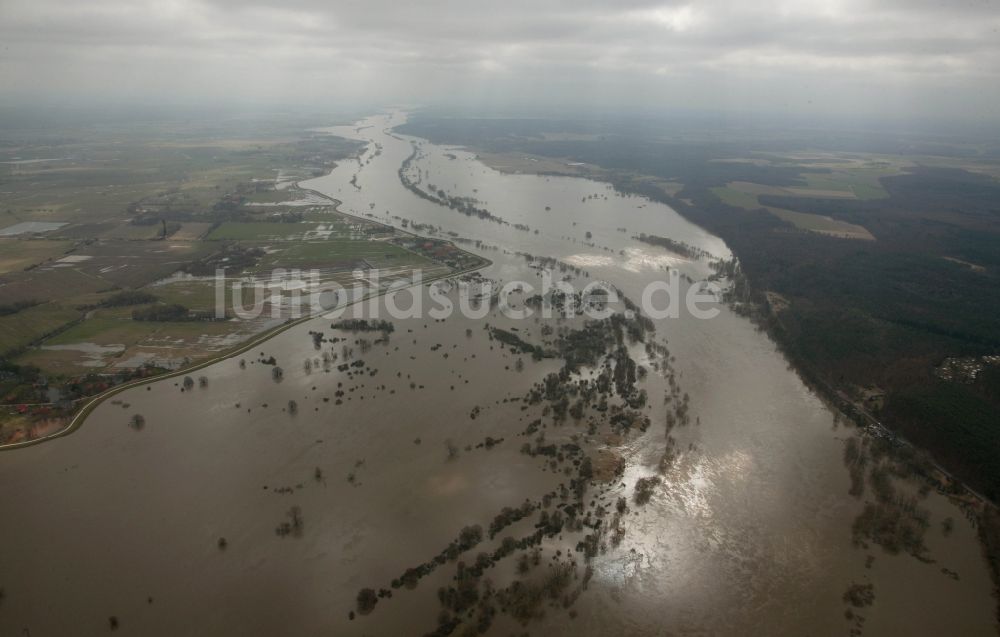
{"left": 0, "top": 112, "right": 994, "bottom": 637}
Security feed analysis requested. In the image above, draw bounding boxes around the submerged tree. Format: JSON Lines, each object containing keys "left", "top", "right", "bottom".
{"left": 275, "top": 506, "right": 304, "bottom": 538}
{"left": 128, "top": 414, "right": 146, "bottom": 431}
{"left": 633, "top": 476, "right": 660, "bottom": 505}
{"left": 356, "top": 588, "right": 378, "bottom": 615}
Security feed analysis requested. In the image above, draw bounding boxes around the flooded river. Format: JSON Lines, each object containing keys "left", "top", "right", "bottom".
{"left": 0, "top": 112, "right": 994, "bottom": 636}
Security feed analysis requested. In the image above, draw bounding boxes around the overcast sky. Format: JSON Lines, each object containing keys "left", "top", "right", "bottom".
{"left": 1, "top": 0, "right": 998, "bottom": 122}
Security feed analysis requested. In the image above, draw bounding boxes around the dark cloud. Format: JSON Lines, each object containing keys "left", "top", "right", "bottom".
{"left": 0, "top": 0, "right": 997, "bottom": 119}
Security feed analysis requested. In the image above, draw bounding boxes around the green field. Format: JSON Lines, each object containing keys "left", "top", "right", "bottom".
{"left": 0, "top": 239, "right": 73, "bottom": 274}
{"left": 710, "top": 186, "right": 759, "bottom": 209}
{"left": 0, "top": 303, "right": 82, "bottom": 354}
{"left": 801, "top": 167, "right": 891, "bottom": 199}
{"left": 711, "top": 183, "right": 875, "bottom": 239}
{"left": 150, "top": 281, "right": 221, "bottom": 312}
{"left": 43, "top": 316, "right": 147, "bottom": 346}
{"left": 255, "top": 238, "right": 432, "bottom": 269}
{"left": 207, "top": 222, "right": 322, "bottom": 240}
{"left": 99, "top": 223, "right": 166, "bottom": 240}
{"left": 765, "top": 207, "right": 874, "bottom": 239}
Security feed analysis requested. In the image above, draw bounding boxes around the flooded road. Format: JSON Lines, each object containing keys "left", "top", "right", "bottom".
{"left": 0, "top": 112, "right": 994, "bottom": 636}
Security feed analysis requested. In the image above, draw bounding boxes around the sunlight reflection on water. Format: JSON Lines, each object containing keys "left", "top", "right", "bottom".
{"left": 565, "top": 247, "right": 686, "bottom": 273}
